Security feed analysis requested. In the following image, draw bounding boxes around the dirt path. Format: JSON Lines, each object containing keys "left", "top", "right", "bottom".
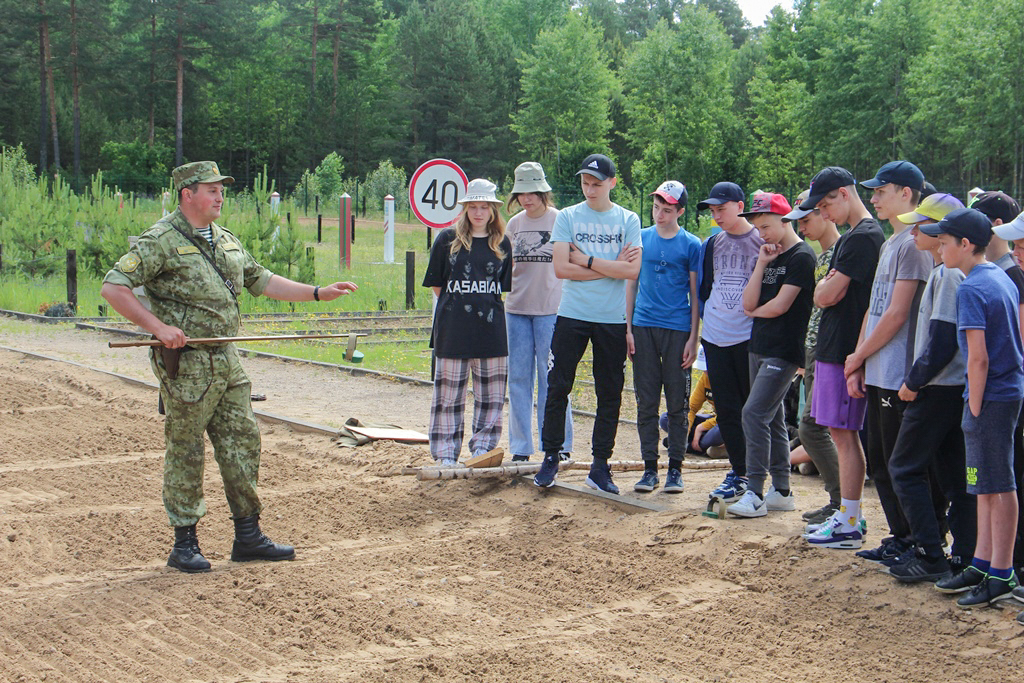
{"left": 0, "top": 318, "right": 1022, "bottom": 682}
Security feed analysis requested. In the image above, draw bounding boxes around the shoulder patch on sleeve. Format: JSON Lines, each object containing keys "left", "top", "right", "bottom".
{"left": 118, "top": 253, "right": 141, "bottom": 273}
{"left": 221, "top": 242, "right": 241, "bottom": 251}
{"left": 176, "top": 245, "right": 201, "bottom": 255}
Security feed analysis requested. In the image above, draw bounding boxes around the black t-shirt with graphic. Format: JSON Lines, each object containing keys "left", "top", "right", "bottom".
{"left": 423, "top": 228, "right": 513, "bottom": 359}
{"left": 816, "top": 218, "right": 885, "bottom": 364}
{"left": 751, "top": 241, "right": 816, "bottom": 367}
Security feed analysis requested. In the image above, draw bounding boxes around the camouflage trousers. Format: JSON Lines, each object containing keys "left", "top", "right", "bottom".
{"left": 151, "top": 344, "right": 262, "bottom": 527}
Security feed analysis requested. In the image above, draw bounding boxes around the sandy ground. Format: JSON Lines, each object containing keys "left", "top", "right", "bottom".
{"left": 0, "top": 318, "right": 1022, "bottom": 682}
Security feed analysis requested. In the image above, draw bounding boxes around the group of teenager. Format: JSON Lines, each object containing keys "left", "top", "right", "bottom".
{"left": 422, "top": 154, "right": 1024, "bottom": 622}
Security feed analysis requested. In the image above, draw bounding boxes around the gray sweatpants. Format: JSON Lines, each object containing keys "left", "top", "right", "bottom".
{"left": 798, "top": 346, "right": 841, "bottom": 505}
{"left": 742, "top": 353, "right": 798, "bottom": 498}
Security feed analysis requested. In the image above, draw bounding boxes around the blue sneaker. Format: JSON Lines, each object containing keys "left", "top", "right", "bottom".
{"left": 585, "top": 463, "right": 620, "bottom": 495}
{"left": 805, "top": 516, "right": 864, "bottom": 549}
{"left": 709, "top": 471, "right": 747, "bottom": 503}
{"left": 633, "top": 469, "right": 659, "bottom": 492}
{"left": 663, "top": 467, "right": 684, "bottom": 493}
{"left": 533, "top": 455, "right": 559, "bottom": 488}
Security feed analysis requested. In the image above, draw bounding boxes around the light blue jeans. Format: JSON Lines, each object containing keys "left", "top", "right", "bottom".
{"left": 506, "top": 312, "right": 573, "bottom": 456}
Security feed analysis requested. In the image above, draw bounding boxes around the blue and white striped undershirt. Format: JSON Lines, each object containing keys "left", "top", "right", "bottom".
{"left": 196, "top": 226, "right": 214, "bottom": 247}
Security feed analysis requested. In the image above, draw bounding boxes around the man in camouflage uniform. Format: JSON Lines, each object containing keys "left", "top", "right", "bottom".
{"left": 101, "top": 161, "right": 358, "bottom": 572}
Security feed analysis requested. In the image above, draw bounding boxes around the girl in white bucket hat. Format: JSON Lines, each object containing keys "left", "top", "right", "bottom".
{"left": 504, "top": 162, "right": 574, "bottom": 462}
{"left": 422, "top": 178, "right": 513, "bottom": 466}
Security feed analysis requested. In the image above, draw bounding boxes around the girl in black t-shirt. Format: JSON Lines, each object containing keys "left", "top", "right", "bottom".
{"left": 422, "top": 179, "right": 513, "bottom": 466}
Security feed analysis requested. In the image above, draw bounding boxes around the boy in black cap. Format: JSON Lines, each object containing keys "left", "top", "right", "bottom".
{"left": 696, "top": 182, "right": 763, "bottom": 503}
{"left": 801, "top": 167, "right": 885, "bottom": 549}
{"left": 922, "top": 208, "right": 1023, "bottom": 607}
{"left": 534, "top": 154, "right": 641, "bottom": 494}
{"left": 845, "top": 160, "right": 933, "bottom": 564}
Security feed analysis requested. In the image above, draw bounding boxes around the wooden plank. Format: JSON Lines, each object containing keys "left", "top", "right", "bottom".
{"left": 524, "top": 476, "right": 668, "bottom": 513}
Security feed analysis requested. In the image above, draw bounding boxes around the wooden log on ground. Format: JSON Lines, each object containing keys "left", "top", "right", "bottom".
{"left": 416, "top": 462, "right": 543, "bottom": 480}
{"left": 402, "top": 458, "right": 728, "bottom": 478}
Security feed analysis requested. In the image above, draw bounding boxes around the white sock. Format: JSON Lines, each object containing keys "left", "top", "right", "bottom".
{"left": 839, "top": 498, "right": 861, "bottom": 532}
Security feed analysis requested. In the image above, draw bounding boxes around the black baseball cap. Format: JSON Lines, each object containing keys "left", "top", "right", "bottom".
{"left": 972, "top": 191, "right": 1020, "bottom": 225}
{"left": 576, "top": 154, "right": 616, "bottom": 180}
{"left": 919, "top": 207, "right": 993, "bottom": 247}
{"left": 860, "top": 160, "right": 924, "bottom": 190}
{"left": 697, "top": 182, "right": 745, "bottom": 210}
{"left": 799, "top": 166, "right": 856, "bottom": 210}
{"left": 921, "top": 181, "right": 937, "bottom": 198}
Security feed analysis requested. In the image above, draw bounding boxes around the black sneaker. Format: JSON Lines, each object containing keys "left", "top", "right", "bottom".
{"left": 889, "top": 553, "right": 951, "bottom": 583}
{"left": 1018, "top": 610, "right": 1024, "bottom": 626}
{"left": 511, "top": 455, "right": 530, "bottom": 462}
{"left": 1013, "top": 584, "right": 1024, "bottom": 604}
{"left": 633, "top": 469, "right": 659, "bottom": 492}
{"left": 881, "top": 541, "right": 918, "bottom": 568}
{"left": 956, "top": 573, "right": 1019, "bottom": 608}
{"left": 855, "top": 537, "right": 907, "bottom": 564}
{"left": 935, "top": 565, "right": 987, "bottom": 594}
{"left": 558, "top": 451, "right": 572, "bottom": 462}
{"left": 663, "top": 468, "right": 684, "bottom": 493}
{"left": 533, "top": 455, "right": 559, "bottom": 488}
{"left": 801, "top": 502, "right": 840, "bottom": 524}
{"left": 585, "top": 463, "right": 620, "bottom": 495}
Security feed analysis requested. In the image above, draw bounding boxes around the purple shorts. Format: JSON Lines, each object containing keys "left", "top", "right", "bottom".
{"left": 810, "top": 361, "right": 867, "bottom": 431}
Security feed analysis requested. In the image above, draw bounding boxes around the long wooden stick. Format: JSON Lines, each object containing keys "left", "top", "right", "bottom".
{"left": 408, "top": 459, "right": 730, "bottom": 480}
{"left": 108, "top": 333, "right": 366, "bottom": 348}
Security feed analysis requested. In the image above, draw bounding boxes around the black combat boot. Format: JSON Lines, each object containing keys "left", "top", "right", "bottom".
{"left": 167, "top": 525, "right": 212, "bottom": 573}
{"left": 231, "top": 515, "right": 295, "bottom": 562}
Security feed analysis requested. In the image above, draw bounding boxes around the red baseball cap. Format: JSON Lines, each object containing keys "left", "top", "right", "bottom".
{"left": 739, "top": 192, "right": 792, "bottom": 217}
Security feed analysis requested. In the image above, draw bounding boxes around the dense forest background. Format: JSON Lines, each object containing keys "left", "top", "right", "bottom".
{"left": 2, "top": 0, "right": 1022, "bottom": 204}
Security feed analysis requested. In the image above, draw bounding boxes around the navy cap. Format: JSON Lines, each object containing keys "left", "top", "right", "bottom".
{"left": 921, "top": 181, "right": 937, "bottom": 198}
{"left": 697, "top": 182, "right": 745, "bottom": 210}
{"left": 576, "top": 154, "right": 616, "bottom": 180}
{"left": 972, "top": 191, "right": 1020, "bottom": 225}
{"left": 860, "top": 160, "right": 924, "bottom": 190}
{"left": 799, "top": 167, "right": 856, "bottom": 210}
{"left": 919, "top": 207, "right": 993, "bottom": 247}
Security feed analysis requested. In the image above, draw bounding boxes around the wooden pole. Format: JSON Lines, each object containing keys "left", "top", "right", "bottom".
{"left": 108, "top": 333, "right": 366, "bottom": 348}
{"left": 66, "top": 249, "right": 77, "bottom": 313}
{"left": 317, "top": 214, "right": 322, "bottom": 243}
{"left": 408, "top": 459, "right": 729, "bottom": 480}
{"left": 339, "top": 193, "right": 352, "bottom": 269}
{"left": 405, "top": 250, "right": 415, "bottom": 309}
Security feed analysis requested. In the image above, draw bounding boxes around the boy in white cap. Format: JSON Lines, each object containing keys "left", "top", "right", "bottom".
{"left": 627, "top": 180, "right": 701, "bottom": 494}
{"left": 534, "top": 154, "right": 641, "bottom": 494}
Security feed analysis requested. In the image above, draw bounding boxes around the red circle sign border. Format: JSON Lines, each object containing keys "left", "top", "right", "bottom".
{"left": 409, "top": 159, "right": 469, "bottom": 229}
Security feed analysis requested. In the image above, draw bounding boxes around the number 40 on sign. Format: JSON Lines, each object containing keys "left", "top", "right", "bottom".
{"left": 409, "top": 159, "right": 468, "bottom": 237}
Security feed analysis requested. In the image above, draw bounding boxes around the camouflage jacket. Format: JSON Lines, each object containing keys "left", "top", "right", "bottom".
{"left": 103, "top": 208, "right": 273, "bottom": 340}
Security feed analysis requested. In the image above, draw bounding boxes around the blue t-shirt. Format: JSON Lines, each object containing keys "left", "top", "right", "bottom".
{"left": 956, "top": 262, "right": 1024, "bottom": 401}
{"left": 551, "top": 201, "right": 642, "bottom": 324}
{"left": 632, "top": 226, "right": 702, "bottom": 332}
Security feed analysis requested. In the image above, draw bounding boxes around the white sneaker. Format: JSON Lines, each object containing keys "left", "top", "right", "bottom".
{"left": 764, "top": 486, "right": 796, "bottom": 511}
{"left": 440, "top": 458, "right": 458, "bottom": 467}
{"left": 727, "top": 490, "right": 767, "bottom": 518}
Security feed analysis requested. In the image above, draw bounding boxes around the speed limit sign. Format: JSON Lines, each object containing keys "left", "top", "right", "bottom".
{"left": 409, "top": 159, "right": 468, "bottom": 230}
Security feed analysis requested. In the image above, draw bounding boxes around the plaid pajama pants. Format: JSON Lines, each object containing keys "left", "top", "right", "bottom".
{"left": 429, "top": 356, "right": 508, "bottom": 461}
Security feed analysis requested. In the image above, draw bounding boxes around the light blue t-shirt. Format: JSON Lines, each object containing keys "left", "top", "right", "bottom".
{"left": 957, "top": 262, "right": 1024, "bottom": 401}
{"left": 632, "top": 226, "right": 702, "bottom": 332}
{"left": 551, "top": 201, "right": 642, "bottom": 324}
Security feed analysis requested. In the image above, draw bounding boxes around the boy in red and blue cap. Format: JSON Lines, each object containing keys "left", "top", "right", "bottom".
{"left": 725, "top": 193, "right": 816, "bottom": 517}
